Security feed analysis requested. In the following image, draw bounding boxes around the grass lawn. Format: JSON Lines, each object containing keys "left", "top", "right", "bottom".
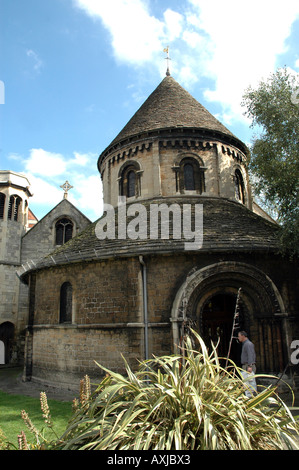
{"left": 0, "top": 390, "right": 73, "bottom": 449}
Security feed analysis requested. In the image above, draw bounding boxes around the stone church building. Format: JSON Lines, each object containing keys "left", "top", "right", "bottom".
{"left": 0, "top": 171, "right": 90, "bottom": 365}
{"left": 1, "top": 75, "right": 298, "bottom": 389}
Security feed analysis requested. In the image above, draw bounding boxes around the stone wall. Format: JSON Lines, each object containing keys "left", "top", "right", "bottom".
{"left": 33, "top": 257, "right": 142, "bottom": 325}
{"left": 0, "top": 171, "right": 31, "bottom": 363}
{"left": 30, "top": 326, "right": 143, "bottom": 389}
{"left": 101, "top": 136, "right": 251, "bottom": 210}
{"left": 26, "top": 250, "right": 299, "bottom": 387}
{"left": 17, "top": 199, "right": 91, "bottom": 350}
{"left": 27, "top": 257, "right": 144, "bottom": 386}
{"left": 0, "top": 220, "right": 24, "bottom": 326}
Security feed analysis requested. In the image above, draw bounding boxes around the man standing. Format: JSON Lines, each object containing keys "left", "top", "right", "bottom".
{"left": 238, "top": 331, "right": 256, "bottom": 373}
{"left": 238, "top": 331, "right": 257, "bottom": 396}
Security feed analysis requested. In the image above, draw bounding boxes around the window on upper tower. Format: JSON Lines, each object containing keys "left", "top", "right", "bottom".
{"left": 0, "top": 193, "right": 5, "bottom": 219}
{"left": 127, "top": 170, "right": 136, "bottom": 198}
{"left": 14, "top": 197, "right": 22, "bottom": 221}
{"left": 234, "top": 169, "right": 245, "bottom": 204}
{"left": 7, "top": 195, "right": 22, "bottom": 221}
{"left": 119, "top": 161, "right": 142, "bottom": 199}
{"left": 183, "top": 163, "right": 195, "bottom": 190}
{"left": 55, "top": 218, "right": 73, "bottom": 245}
{"left": 177, "top": 157, "right": 205, "bottom": 194}
{"left": 59, "top": 282, "right": 72, "bottom": 323}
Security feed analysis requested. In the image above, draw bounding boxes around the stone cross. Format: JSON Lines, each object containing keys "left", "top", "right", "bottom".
{"left": 60, "top": 180, "right": 73, "bottom": 199}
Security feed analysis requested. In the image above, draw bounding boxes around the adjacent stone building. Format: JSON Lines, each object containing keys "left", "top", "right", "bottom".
{"left": 0, "top": 171, "right": 33, "bottom": 364}
{"left": 10, "top": 75, "right": 299, "bottom": 389}
{"left": 0, "top": 171, "right": 90, "bottom": 365}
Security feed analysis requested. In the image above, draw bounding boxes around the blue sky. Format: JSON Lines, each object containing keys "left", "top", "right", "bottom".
{"left": 1, "top": 0, "right": 299, "bottom": 221}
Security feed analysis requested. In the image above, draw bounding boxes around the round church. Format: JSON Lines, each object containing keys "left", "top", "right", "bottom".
{"left": 20, "top": 75, "right": 298, "bottom": 389}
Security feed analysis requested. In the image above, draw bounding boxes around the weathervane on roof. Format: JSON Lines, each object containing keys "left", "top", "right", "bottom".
{"left": 163, "top": 46, "right": 171, "bottom": 76}
{"left": 60, "top": 180, "right": 73, "bottom": 199}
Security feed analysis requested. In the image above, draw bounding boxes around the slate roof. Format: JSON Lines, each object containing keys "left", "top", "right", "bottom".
{"left": 20, "top": 197, "right": 280, "bottom": 279}
{"left": 99, "top": 76, "right": 248, "bottom": 163}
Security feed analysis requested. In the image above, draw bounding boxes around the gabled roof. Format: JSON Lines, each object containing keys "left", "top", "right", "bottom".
{"left": 99, "top": 76, "right": 248, "bottom": 162}
{"left": 22, "top": 197, "right": 91, "bottom": 239}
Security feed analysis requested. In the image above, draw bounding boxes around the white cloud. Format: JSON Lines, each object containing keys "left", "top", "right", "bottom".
{"left": 72, "top": 151, "right": 94, "bottom": 166}
{"left": 163, "top": 9, "right": 183, "bottom": 41}
{"left": 186, "top": 0, "right": 299, "bottom": 120}
{"left": 73, "top": 0, "right": 299, "bottom": 125}
{"left": 182, "top": 30, "right": 204, "bottom": 49}
{"left": 28, "top": 172, "right": 102, "bottom": 222}
{"left": 26, "top": 49, "right": 43, "bottom": 73}
{"left": 73, "top": 0, "right": 165, "bottom": 64}
{"left": 70, "top": 174, "right": 103, "bottom": 219}
{"left": 8, "top": 152, "right": 23, "bottom": 162}
{"left": 25, "top": 149, "right": 67, "bottom": 177}
{"left": 23, "top": 148, "right": 102, "bottom": 221}
{"left": 24, "top": 149, "right": 96, "bottom": 178}
{"left": 26, "top": 173, "right": 62, "bottom": 206}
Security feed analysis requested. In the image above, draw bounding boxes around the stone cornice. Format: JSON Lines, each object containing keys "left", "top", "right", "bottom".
{"left": 98, "top": 126, "right": 249, "bottom": 172}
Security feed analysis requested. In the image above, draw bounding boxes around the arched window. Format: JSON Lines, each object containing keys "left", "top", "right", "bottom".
{"left": 55, "top": 218, "right": 73, "bottom": 245}
{"left": 0, "top": 193, "right": 5, "bottom": 219}
{"left": 184, "top": 163, "right": 195, "bottom": 190}
{"left": 127, "top": 170, "right": 136, "bottom": 198}
{"left": 7, "top": 195, "right": 22, "bottom": 221}
{"left": 59, "top": 282, "right": 72, "bottom": 323}
{"left": 235, "top": 169, "right": 245, "bottom": 204}
{"left": 8, "top": 197, "right": 13, "bottom": 219}
{"left": 119, "top": 162, "right": 141, "bottom": 199}
{"left": 14, "top": 196, "right": 22, "bottom": 221}
{"left": 178, "top": 157, "right": 205, "bottom": 194}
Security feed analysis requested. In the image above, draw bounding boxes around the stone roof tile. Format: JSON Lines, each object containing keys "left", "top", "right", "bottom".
{"left": 99, "top": 76, "right": 247, "bottom": 160}
{"left": 20, "top": 197, "right": 280, "bottom": 279}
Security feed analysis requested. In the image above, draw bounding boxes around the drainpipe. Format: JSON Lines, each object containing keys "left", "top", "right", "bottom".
{"left": 139, "top": 256, "right": 149, "bottom": 361}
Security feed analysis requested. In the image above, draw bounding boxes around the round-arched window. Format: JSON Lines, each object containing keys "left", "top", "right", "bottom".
{"left": 7, "top": 195, "right": 22, "bottom": 221}
{"left": 235, "top": 169, "right": 245, "bottom": 204}
{"left": 119, "top": 162, "right": 141, "bottom": 199}
{"left": 59, "top": 282, "right": 73, "bottom": 323}
{"left": 127, "top": 170, "right": 136, "bottom": 198}
{"left": 55, "top": 218, "right": 73, "bottom": 245}
{"left": 178, "top": 157, "right": 205, "bottom": 194}
{"left": 183, "top": 163, "right": 195, "bottom": 190}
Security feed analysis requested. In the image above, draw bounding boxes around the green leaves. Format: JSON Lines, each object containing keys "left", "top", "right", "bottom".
{"left": 242, "top": 67, "right": 299, "bottom": 257}
{"left": 55, "top": 331, "right": 299, "bottom": 450}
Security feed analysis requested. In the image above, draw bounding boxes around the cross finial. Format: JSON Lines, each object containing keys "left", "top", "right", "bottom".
{"left": 60, "top": 180, "right": 73, "bottom": 199}
{"left": 163, "top": 46, "right": 171, "bottom": 76}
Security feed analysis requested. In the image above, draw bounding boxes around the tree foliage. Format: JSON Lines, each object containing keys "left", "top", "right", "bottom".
{"left": 242, "top": 67, "right": 299, "bottom": 257}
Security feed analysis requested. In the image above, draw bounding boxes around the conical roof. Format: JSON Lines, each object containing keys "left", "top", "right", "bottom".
{"left": 99, "top": 75, "right": 247, "bottom": 161}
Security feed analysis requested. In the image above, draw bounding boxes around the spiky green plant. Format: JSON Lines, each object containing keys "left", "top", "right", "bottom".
{"left": 56, "top": 332, "right": 299, "bottom": 450}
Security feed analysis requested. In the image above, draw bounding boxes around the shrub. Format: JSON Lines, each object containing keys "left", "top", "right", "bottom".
{"left": 55, "top": 332, "right": 299, "bottom": 450}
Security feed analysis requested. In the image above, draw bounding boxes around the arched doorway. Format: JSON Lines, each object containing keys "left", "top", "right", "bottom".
{"left": 200, "top": 293, "right": 243, "bottom": 366}
{"left": 0, "top": 322, "right": 15, "bottom": 364}
{"left": 171, "top": 262, "right": 287, "bottom": 373}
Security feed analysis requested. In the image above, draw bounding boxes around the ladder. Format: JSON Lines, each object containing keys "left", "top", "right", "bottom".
{"left": 225, "top": 287, "right": 242, "bottom": 369}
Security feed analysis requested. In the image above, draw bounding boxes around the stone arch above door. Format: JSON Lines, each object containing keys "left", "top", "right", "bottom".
{"left": 170, "top": 262, "right": 286, "bottom": 371}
